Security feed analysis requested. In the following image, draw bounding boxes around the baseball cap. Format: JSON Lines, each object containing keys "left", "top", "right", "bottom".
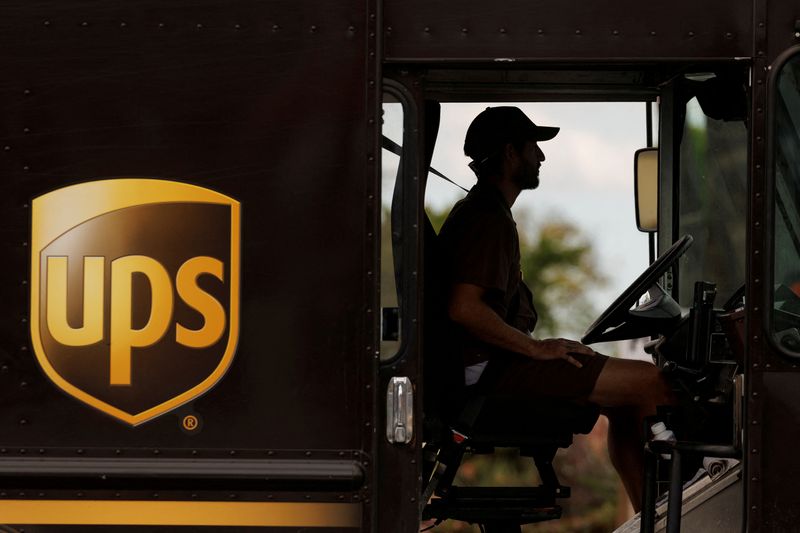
{"left": 463, "top": 106, "right": 559, "bottom": 161}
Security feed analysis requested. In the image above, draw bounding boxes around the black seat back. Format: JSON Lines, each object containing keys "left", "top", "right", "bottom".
{"left": 417, "top": 100, "right": 470, "bottom": 436}
{"left": 422, "top": 214, "right": 467, "bottom": 432}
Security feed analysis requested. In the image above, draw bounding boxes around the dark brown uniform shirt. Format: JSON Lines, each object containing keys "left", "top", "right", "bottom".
{"left": 438, "top": 181, "right": 538, "bottom": 368}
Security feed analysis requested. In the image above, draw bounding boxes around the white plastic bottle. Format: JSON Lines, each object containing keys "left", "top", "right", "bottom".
{"left": 651, "top": 422, "right": 676, "bottom": 459}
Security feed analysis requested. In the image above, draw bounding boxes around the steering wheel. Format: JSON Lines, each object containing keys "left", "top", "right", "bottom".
{"left": 581, "top": 234, "right": 693, "bottom": 345}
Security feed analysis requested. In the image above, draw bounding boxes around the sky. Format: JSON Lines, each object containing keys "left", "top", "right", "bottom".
{"left": 383, "top": 101, "right": 656, "bottom": 344}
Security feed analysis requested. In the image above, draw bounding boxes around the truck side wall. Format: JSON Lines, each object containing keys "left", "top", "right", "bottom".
{"left": 0, "top": 0, "right": 378, "bottom": 528}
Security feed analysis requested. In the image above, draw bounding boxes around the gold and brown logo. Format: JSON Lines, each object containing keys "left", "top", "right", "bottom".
{"left": 30, "top": 179, "right": 240, "bottom": 425}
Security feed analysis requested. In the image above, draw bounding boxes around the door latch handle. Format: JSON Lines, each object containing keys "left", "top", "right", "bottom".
{"left": 386, "top": 377, "right": 413, "bottom": 444}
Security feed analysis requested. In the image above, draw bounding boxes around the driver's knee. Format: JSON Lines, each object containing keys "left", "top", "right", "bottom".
{"left": 623, "top": 359, "right": 672, "bottom": 400}
{"left": 590, "top": 358, "right": 673, "bottom": 408}
{"left": 643, "top": 364, "right": 675, "bottom": 406}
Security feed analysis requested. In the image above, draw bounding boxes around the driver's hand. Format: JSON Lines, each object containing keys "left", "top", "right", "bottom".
{"left": 528, "top": 338, "right": 595, "bottom": 368}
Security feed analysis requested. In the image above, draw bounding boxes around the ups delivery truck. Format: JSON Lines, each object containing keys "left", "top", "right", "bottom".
{"left": 0, "top": 0, "right": 798, "bottom": 531}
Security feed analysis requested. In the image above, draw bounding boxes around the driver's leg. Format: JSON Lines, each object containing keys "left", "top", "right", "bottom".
{"left": 603, "top": 406, "right": 645, "bottom": 512}
{"left": 589, "top": 358, "right": 675, "bottom": 510}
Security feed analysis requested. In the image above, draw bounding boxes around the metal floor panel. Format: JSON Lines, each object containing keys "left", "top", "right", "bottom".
{"left": 614, "top": 464, "right": 742, "bottom": 533}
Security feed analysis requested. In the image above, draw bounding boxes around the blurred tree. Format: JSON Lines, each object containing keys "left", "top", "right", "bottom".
{"left": 519, "top": 220, "right": 606, "bottom": 338}
{"left": 427, "top": 207, "right": 449, "bottom": 235}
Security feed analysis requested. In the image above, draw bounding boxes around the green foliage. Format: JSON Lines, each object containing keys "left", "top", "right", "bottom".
{"left": 519, "top": 220, "right": 606, "bottom": 338}
{"left": 427, "top": 207, "right": 449, "bottom": 235}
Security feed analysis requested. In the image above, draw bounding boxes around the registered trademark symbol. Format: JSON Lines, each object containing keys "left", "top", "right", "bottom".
{"left": 182, "top": 415, "right": 199, "bottom": 431}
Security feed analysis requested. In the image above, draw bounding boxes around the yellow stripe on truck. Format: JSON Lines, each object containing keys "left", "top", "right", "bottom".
{"left": 0, "top": 500, "right": 361, "bottom": 527}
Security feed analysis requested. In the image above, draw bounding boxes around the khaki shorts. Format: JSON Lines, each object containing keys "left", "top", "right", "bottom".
{"left": 478, "top": 351, "right": 609, "bottom": 403}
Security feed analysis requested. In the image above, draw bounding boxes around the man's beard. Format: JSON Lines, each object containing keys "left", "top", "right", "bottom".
{"left": 513, "top": 163, "right": 540, "bottom": 190}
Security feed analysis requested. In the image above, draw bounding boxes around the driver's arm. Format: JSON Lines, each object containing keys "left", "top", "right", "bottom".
{"left": 448, "top": 282, "right": 592, "bottom": 367}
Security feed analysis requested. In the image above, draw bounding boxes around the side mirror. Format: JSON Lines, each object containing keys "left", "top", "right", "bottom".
{"left": 634, "top": 148, "right": 658, "bottom": 232}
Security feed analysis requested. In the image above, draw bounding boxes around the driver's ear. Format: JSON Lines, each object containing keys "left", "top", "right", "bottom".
{"left": 503, "top": 142, "right": 517, "bottom": 161}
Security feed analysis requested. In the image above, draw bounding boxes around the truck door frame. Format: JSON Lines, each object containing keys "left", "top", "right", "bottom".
{"left": 376, "top": 76, "right": 426, "bottom": 532}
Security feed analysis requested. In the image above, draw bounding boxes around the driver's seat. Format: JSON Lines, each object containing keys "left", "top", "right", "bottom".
{"left": 421, "top": 213, "right": 601, "bottom": 532}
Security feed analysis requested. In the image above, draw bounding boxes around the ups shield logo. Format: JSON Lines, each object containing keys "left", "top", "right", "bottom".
{"left": 30, "top": 179, "right": 240, "bottom": 425}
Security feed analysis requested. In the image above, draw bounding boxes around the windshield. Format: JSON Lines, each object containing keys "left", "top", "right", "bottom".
{"left": 678, "top": 96, "right": 747, "bottom": 305}
{"left": 772, "top": 54, "right": 800, "bottom": 353}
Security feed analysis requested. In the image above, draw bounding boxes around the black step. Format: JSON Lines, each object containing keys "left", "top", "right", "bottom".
{"left": 423, "top": 485, "right": 564, "bottom": 525}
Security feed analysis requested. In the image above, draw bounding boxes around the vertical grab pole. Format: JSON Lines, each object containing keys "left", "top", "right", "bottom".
{"left": 666, "top": 449, "right": 683, "bottom": 533}
{"left": 641, "top": 446, "right": 658, "bottom": 533}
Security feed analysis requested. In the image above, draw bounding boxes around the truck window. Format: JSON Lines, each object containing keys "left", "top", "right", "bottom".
{"left": 381, "top": 100, "right": 404, "bottom": 359}
{"left": 771, "top": 53, "right": 800, "bottom": 355}
{"left": 678, "top": 94, "right": 747, "bottom": 305}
